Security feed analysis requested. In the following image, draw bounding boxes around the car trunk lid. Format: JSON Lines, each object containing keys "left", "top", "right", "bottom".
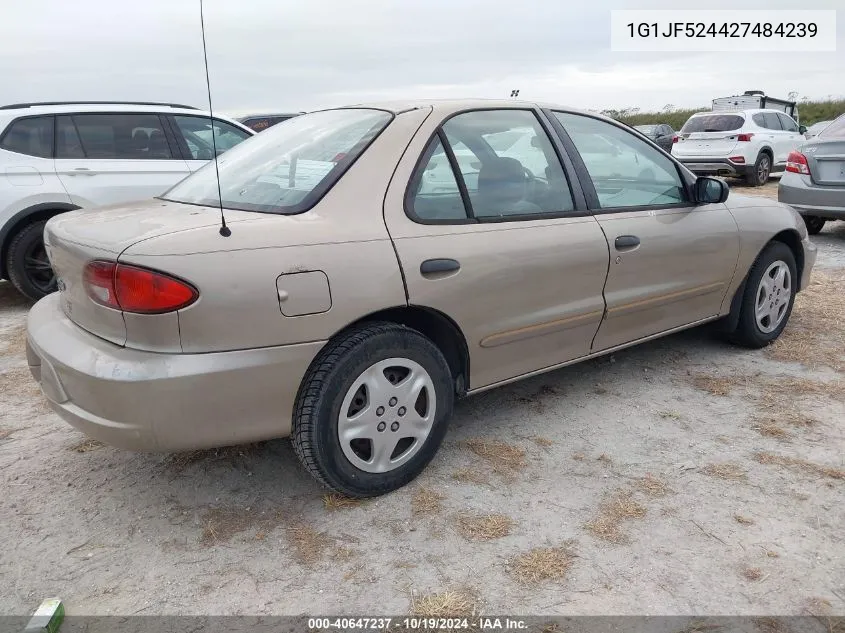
{"left": 44, "top": 199, "right": 258, "bottom": 346}
{"left": 675, "top": 113, "right": 745, "bottom": 157}
{"left": 805, "top": 139, "right": 845, "bottom": 187}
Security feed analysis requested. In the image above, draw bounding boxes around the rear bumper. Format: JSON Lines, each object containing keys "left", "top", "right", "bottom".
{"left": 678, "top": 158, "right": 752, "bottom": 178}
{"left": 26, "top": 293, "right": 325, "bottom": 451}
{"left": 778, "top": 172, "right": 845, "bottom": 220}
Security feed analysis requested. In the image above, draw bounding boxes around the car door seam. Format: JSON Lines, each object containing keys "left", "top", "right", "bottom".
{"left": 589, "top": 216, "right": 612, "bottom": 353}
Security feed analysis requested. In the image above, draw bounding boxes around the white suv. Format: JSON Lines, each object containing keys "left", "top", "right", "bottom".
{"left": 672, "top": 109, "right": 806, "bottom": 187}
{"left": 0, "top": 101, "right": 253, "bottom": 299}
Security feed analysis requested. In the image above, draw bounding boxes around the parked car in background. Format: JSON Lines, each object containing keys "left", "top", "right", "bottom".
{"left": 0, "top": 101, "right": 254, "bottom": 299}
{"left": 779, "top": 112, "right": 845, "bottom": 234}
{"left": 803, "top": 120, "right": 832, "bottom": 139}
{"left": 27, "top": 99, "right": 815, "bottom": 497}
{"left": 672, "top": 109, "right": 806, "bottom": 186}
{"left": 634, "top": 123, "right": 675, "bottom": 151}
{"left": 238, "top": 112, "right": 305, "bottom": 132}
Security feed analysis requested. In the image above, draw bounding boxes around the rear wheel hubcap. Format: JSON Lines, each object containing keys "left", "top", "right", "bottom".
{"left": 338, "top": 358, "right": 436, "bottom": 473}
{"left": 23, "top": 240, "right": 56, "bottom": 294}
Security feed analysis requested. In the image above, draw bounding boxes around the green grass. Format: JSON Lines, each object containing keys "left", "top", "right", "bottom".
{"left": 608, "top": 99, "right": 845, "bottom": 130}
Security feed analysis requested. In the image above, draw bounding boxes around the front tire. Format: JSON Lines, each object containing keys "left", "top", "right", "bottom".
{"left": 747, "top": 153, "right": 771, "bottom": 187}
{"left": 292, "top": 322, "right": 454, "bottom": 498}
{"left": 729, "top": 241, "right": 797, "bottom": 348}
{"left": 802, "top": 215, "right": 826, "bottom": 235}
{"left": 5, "top": 220, "right": 56, "bottom": 301}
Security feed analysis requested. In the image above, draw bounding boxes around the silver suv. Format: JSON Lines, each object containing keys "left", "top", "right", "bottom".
{"left": 0, "top": 101, "right": 253, "bottom": 299}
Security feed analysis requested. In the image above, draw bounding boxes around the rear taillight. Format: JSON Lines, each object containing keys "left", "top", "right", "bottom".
{"left": 737, "top": 133, "right": 754, "bottom": 142}
{"left": 728, "top": 156, "right": 746, "bottom": 164}
{"left": 672, "top": 135, "right": 679, "bottom": 143}
{"left": 786, "top": 151, "right": 811, "bottom": 175}
{"left": 83, "top": 260, "right": 198, "bottom": 314}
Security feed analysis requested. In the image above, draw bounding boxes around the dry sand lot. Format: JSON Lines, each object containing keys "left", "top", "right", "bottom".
{"left": 1, "top": 180, "right": 843, "bottom": 617}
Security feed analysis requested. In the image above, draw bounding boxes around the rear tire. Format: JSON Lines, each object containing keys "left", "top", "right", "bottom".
{"left": 802, "top": 216, "right": 826, "bottom": 235}
{"left": 728, "top": 241, "right": 796, "bottom": 348}
{"left": 291, "top": 322, "right": 454, "bottom": 498}
{"left": 747, "top": 152, "right": 771, "bottom": 187}
{"left": 5, "top": 220, "right": 56, "bottom": 301}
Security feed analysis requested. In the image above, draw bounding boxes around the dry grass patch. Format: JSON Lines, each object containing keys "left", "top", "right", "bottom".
{"left": 412, "top": 488, "right": 445, "bottom": 516}
{"left": 636, "top": 474, "right": 672, "bottom": 497}
{"left": 585, "top": 493, "right": 647, "bottom": 543}
{"left": 0, "top": 426, "right": 16, "bottom": 440}
{"left": 508, "top": 545, "right": 576, "bottom": 584}
{"left": 322, "top": 493, "right": 361, "bottom": 511}
{"left": 752, "top": 420, "right": 790, "bottom": 439}
{"left": 734, "top": 514, "right": 755, "bottom": 526}
{"left": 532, "top": 436, "right": 554, "bottom": 447}
{"left": 451, "top": 468, "right": 489, "bottom": 485}
{"left": 659, "top": 410, "right": 683, "bottom": 420}
{"left": 702, "top": 462, "right": 747, "bottom": 481}
{"left": 199, "top": 506, "right": 280, "bottom": 546}
{"left": 691, "top": 374, "right": 738, "bottom": 396}
{"left": 454, "top": 513, "right": 515, "bottom": 541}
{"left": 463, "top": 438, "right": 526, "bottom": 474}
{"left": 754, "top": 452, "right": 845, "bottom": 480}
{"left": 286, "top": 523, "right": 333, "bottom": 565}
{"left": 572, "top": 452, "right": 586, "bottom": 461}
{"left": 767, "top": 271, "right": 845, "bottom": 371}
{"left": 410, "top": 589, "right": 478, "bottom": 617}
{"left": 166, "top": 443, "right": 265, "bottom": 471}
{"left": 742, "top": 566, "right": 764, "bottom": 581}
{"left": 70, "top": 438, "right": 105, "bottom": 453}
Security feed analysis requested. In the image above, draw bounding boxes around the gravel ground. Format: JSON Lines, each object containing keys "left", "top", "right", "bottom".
{"left": 1, "top": 181, "right": 843, "bottom": 616}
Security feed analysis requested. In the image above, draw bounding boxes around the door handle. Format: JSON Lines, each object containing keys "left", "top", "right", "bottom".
{"left": 614, "top": 235, "right": 640, "bottom": 250}
{"left": 420, "top": 258, "right": 460, "bottom": 276}
{"left": 70, "top": 168, "right": 95, "bottom": 176}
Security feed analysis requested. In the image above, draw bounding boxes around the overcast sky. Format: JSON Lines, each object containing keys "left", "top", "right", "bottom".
{"left": 2, "top": 0, "right": 841, "bottom": 117}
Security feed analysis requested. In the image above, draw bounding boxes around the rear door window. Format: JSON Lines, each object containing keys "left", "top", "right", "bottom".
{"left": 681, "top": 115, "right": 744, "bottom": 133}
{"left": 0, "top": 116, "right": 54, "bottom": 158}
{"left": 67, "top": 113, "right": 174, "bottom": 159}
{"left": 764, "top": 113, "right": 783, "bottom": 130}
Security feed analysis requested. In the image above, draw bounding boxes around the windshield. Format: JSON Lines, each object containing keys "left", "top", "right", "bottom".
{"left": 818, "top": 115, "right": 845, "bottom": 139}
{"left": 681, "top": 114, "right": 744, "bottom": 133}
{"left": 162, "top": 109, "right": 392, "bottom": 214}
{"left": 635, "top": 125, "right": 657, "bottom": 135}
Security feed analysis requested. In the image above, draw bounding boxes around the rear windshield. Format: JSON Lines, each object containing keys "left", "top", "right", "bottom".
{"left": 818, "top": 115, "right": 845, "bottom": 139}
{"left": 681, "top": 114, "right": 744, "bottom": 133}
{"left": 162, "top": 109, "right": 392, "bottom": 214}
{"left": 635, "top": 125, "right": 657, "bottom": 134}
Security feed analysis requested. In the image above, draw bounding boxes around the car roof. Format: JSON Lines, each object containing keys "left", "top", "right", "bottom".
{"left": 1, "top": 102, "right": 215, "bottom": 118}
{"left": 238, "top": 112, "right": 304, "bottom": 119}
{"left": 689, "top": 108, "right": 790, "bottom": 117}
{"left": 336, "top": 98, "right": 614, "bottom": 121}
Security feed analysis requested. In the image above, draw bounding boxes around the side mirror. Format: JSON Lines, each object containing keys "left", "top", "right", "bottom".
{"left": 798, "top": 125, "right": 807, "bottom": 135}
{"left": 694, "top": 176, "right": 729, "bottom": 204}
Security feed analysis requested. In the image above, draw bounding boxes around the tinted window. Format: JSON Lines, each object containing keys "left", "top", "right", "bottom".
{"left": 408, "top": 137, "right": 468, "bottom": 221}
{"left": 55, "top": 116, "right": 85, "bottom": 158}
{"left": 758, "top": 112, "right": 783, "bottom": 130}
{"left": 554, "top": 112, "right": 686, "bottom": 208}
{"left": 662, "top": 125, "right": 674, "bottom": 136}
{"left": 173, "top": 116, "right": 252, "bottom": 159}
{"left": 0, "top": 116, "right": 53, "bottom": 158}
{"left": 818, "top": 114, "right": 845, "bottom": 139}
{"left": 681, "top": 114, "right": 744, "bottom": 133}
{"left": 635, "top": 125, "right": 657, "bottom": 136}
{"left": 67, "top": 113, "right": 172, "bottom": 159}
{"left": 163, "top": 109, "right": 391, "bottom": 214}
{"left": 777, "top": 113, "right": 798, "bottom": 132}
{"left": 242, "top": 116, "right": 297, "bottom": 132}
{"left": 439, "top": 110, "right": 574, "bottom": 218}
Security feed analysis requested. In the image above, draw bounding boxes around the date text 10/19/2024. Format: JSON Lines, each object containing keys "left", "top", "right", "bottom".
{"left": 308, "top": 618, "right": 528, "bottom": 630}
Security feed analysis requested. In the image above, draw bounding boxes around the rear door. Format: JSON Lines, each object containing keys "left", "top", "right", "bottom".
{"left": 384, "top": 107, "right": 610, "bottom": 390}
{"left": 549, "top": 111, "right": 740, "bottom": 352}
{"left": 168, "top": 115, "right": 253, "bottom": 172}
{"left": 675, "top": 114, "right": 744, "bottom": 156}
{"left": 54, "top": 112, "right": 190, "bottom": 208}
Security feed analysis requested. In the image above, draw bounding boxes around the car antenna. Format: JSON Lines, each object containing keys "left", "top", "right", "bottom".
{"left": 199, "top": 0, "right": 230, "bottom": 237}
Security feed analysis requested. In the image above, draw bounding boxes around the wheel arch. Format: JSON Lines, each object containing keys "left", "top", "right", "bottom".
{"left": 0, "top": 202, "right": 80, "bottom": 278}
{"left": 343, "top": 305, "right": 470, "bottom": 396}
{"left": 722, "top": 230, "right": 805, "bottom": 332}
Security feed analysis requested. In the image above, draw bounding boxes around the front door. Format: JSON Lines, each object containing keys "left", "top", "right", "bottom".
{"left": 54, "top": 112, "right": 190, "bottom": 208}
{"left": 384, "top": 108, "right": 610, "bottom": 390}
{"left": 550, "top": 110, "right": 740, "bottom": 351}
